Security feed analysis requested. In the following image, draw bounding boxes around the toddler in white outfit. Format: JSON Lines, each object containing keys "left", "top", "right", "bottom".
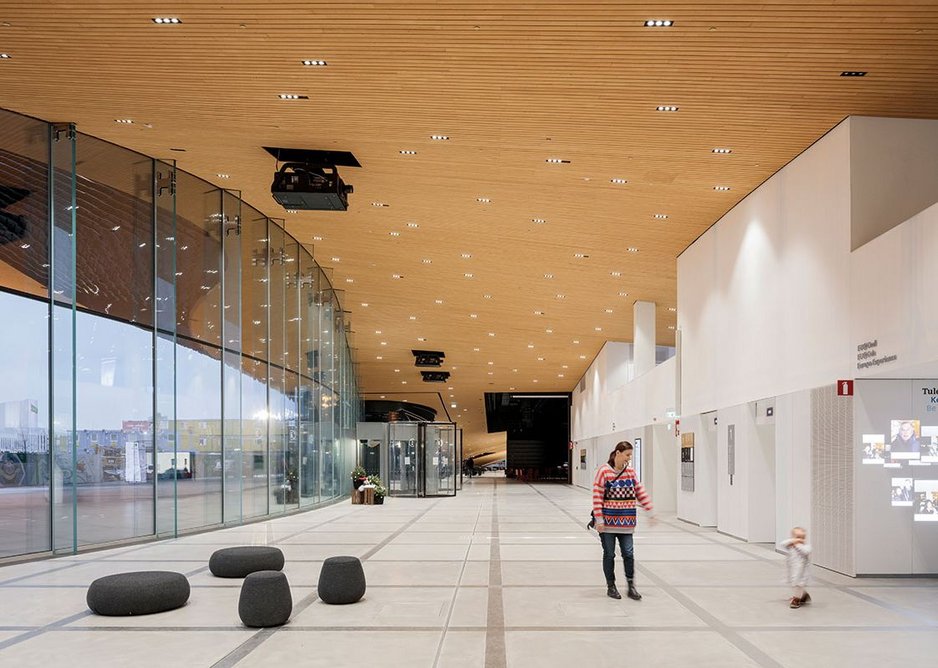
{"left": 782, "top": 526, "right": 811, "bottom": 608}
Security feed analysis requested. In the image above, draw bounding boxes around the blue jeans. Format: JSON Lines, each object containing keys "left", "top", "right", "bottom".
{"left": 600, "top": 531, "right": 634, "bottom": 584}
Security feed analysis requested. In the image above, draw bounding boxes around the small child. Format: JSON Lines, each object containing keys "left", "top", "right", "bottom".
{"left": 782, "top": 526, "right": 811, "bottom": 609}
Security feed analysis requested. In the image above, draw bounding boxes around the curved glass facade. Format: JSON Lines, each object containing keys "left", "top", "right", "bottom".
{"left": 0, "top": 108, "right": 360, "bottom": 558}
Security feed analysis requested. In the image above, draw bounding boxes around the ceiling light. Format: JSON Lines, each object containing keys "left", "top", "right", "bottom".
{"left": 302, "top": 59, "right": 327, "bottom": 66}
{"left": 558, "top": 374, "right": 565, "bottom": 378}
{"left": 421, "top": 258, "right": 432, "bottom": 264}
{"left": 532, "top": 218, "right": 547, "bottom": 224}
{"left": 509, "top": 387, "right": 516, "bottom": 390}
{"left": 544, "top": 273, "right": 553, "bottom": 279}
{"left": 562, "top": 365, "right": 568, "bottom": 369}
{"left": 545, "top": 158, "right": 570, "bottom": 164}
{"left": 477, "top": 197, "right": 491, "bottom": 203}
{"left": 610, "top": 178, "right": 627, "bottom": 184}
{"left": 402, "top": 381, "right": 407, "bottom": 384}
{"left": 345, "top": 278, "right": 354, "bottom": 283}
{"left": 389, "top": 231, "right": 400, "bottom": 236}
{"left": 464, "top": 273, "right": 473, "bottom": 278}
{"left": 712, "top": 148, "right": 732, "bottom": 154}
{"left": 430, "top": 135, "right": 449, "bottom": 140}
{"left": 435, "top": 299, "right": 444, "bottom": 304}
{"left": 409, "top": 315, "right": 417, "bottom": 320}
{"left": 313, "top": 235, "right": 323, "bottom": 241}
{"left": 668, "top": 325, "right": 676, "bottom": 330}
{"left": 654, "top": 213, "right": 669, "bottom": 219}
{"left": 610, "top": 271, "right": 621, "bottom": 277}
{"left": 645, "top": 19, "right": 673, "bottom": 27}
{"left": 152, "top": 17, "right": 182, "bottom": 24}
{"left": 556, "top": 294, "right": 565, "bottom": 299}
{"left": 483, "top": 294, "right": 493, "bottom": 299}
{"left": 392, "top": 274, "right": 402, "bottom": 279}
{"left": 376, "top": 356, "right": 383, "bottom": 360}
{"left": 668, "top": 307, "right": 677, "bottom": 312}
{"left": 278, "top": 94, "right": 308, "bottom": 100}
{"left": 714, "top": 186, "right": 731, "bottom": 191}
{"left": 533, "top": 310, "right": 544, "bottom": 316}
{"left": 488, "top": 361, "right": 494, "bottom": 365}
{"left": 546, "top": 328, "right": 553, "bottom": 333}
{"left": 627, "top": 247, "right": 639, "bottom": 253}
{"left": 111, "top": 225, "right": 121, "bottom": 231}
{"left": 840, "top": 71, "right": 867, "bottom": 77}
{"left": 331, "top": 256, "right": 340, "bottom": 262}
{"left": 580, "top": 355, "right": 587, "bottom": 359}
{"left": 285, "top": 209, "right": 298, "bottom": 214}
{"left": 399, "top": 150, "right": 417, "bottom": 155}
{"left": 537, "top": 357, "right": 545, "bottom": 361}
{"left": 533, "top": 380, "right": 539, "bottom": 383}
{"left": 0, "top": 53, "right": 12, "bottom": 59}
{"left": 474, "top": 347, "right": 480, "bottom": 352}
{"left": 216, "top": 173, "right": 230, "bottom": 179}
{"left": 417, "top": 337, "right": 426, "bottom": 342}
{"left": 604, "top": 309, "right": 614, "bottom": 314}
{"left": 595, "top": 327, "right": 603, "bottom": 332}
{"left": 527, "top": 344, "right": 535, "bottom": 349}
{"left": 618, "top": 291, "right": 629, "bottom": 297}
{"left": 656, "top": 105, "right": 679, "bottom": 112}
{"left": 487, "top": 372, "right": 494, "bottom": 376}
{"left": 394, "top": 369, "right": 400, "bottom": 373}
{"left": 469, "top": 313, "right": 478, "bottom": 319}
{"left": 375, "top": 330, "right": 382, "bottom": 334}
{"left": 20, "top": 243, "right": 30, "bottom": 249}
{"left": 380, "top": 341, "right": 387, "bottom": 346}
{"left": 361, "top": 302, "right": 369, "bottom": 307}
{"left": 574, "top": 253, "right": 586, "bottom": 258}
{"left": 488, "top": 332, "right": 496, "bottom": 337}
{"left": 372, "top": 202, "right": 389, "bottom": 207}
{"left": 407, "top": 222, "right": 419, "bottom": 228}
{"left": 573, "top": 339, "right": 580, "bottom": 344}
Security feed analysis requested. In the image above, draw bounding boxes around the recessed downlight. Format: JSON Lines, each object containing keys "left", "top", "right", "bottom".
{"left": 461, "top": 252, "right": 472, "bottom": 259}
{"left": 654, "top": 213, "right": 669, "bottom": 219}
{"left": 668, "top": 307, "right": 677, "bottom": 312}
{"left": 392, "top": 273, "right": 403, "bottom": 279}
{"left": 644, "top": 19, "right": 673, "bottom": 27}
{"left": 389, "top": 231, "right": 400, "bottom": 236}
{"left": 604, "top": 308, "right": 614, "bottom": 314}
{"left": 840, "top": 71, "right": 867, "bottom": 77}
{"left": 430, "top": 135, "right": 449, "bottom": 140}
{"left": 216, "top": 173, "right": 230, "bottom": 179}
{"left": 406, "top": 222, "right": 419, "bottom": 228}
{"left": 656, "top": 105, "right": 679, "bottom": 112}
{"left": 477, "top": 197, "right": 491, "bottom": 203}
{"left": 312, "top": 235, "right": 323, "bottom": 241}
{"left": 532, "top": 218, "right": 547, "bottom": 224}
{"left": 372, "top": 202, "right": 389, "bottom": 207}
{"left": 618, "top": 291, "right": 629, "bottom": 297}
{"left": 714, "top": 185, "right": 731, "bottom": 191}
{"left": 285, "top": 209, "right": 298, "bottom": 214}
{"left": 610, "top": 271, "right": 621, "bottom": 277}
{"left": 0, "top": 53, "right": 12, "bottom": 59}
{"left": 114, "top": 119, "right": 133, "bottom": 124}
{"left": 152, "top": 17, "right": 182, "bottom": 24}
{"left": 399, "top": 150, "right": 417, "bottom": 155}
{"left": 556, "top": 294, "right": 565, "bottom": 299}
{"left": 331, "top": 256, "right": 340, "bottom": 262}
{"left": 712, "top": 147, "right": 733, "bottom": 154}
{"left": 610, "top": 178, "right": 627, "bottom": 184}
{"left": 545, "top": 158, "right": 570, "bottom": 164}
{"left": 464, "top": 273, "right": 473, "bottom": 278}
{"left": 626, "top": 247, "right": 639, "bottom": 253}
{"left": 470, "top": 313, "right": 478, "bottom": 319}
{"left": 544, "top": 273, "right": 554, "bottom": 279}
{"left": 278, "top": 94, "right": 308, "bottom": 100}
{"left": 302, "top": 59, "right": 327, "bottom": 66}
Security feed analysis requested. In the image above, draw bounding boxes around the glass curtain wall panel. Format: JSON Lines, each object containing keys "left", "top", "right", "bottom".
{"left": 423, "top": 422, "right": 457, "bottom": 497}
{"left": 0, "top": 110, "right": 52, "bottom": 557}
{"left": 171, "top": 174, "right": 223, "bottom": 531}
{"left": 221, "top": 191, "right": 242, "bottom": 524}
{"left": 298, "top": 249, "right": 320, "bottom": 506}
{"left": 388, "top": 422, "right": 419, "bottom": 497}
{"left": 154, "top": 159, "right": 177, "bottom": 536}
{"left": 268, "top": 222, "right": 287, "bottom": 512}
{"left": 50, "top": 122, "right": 78, "bottom": 553}
{"left": 240, "top": 208, "right": 269, "bottom": 519}
{"left": 283, "top": 236, "right": 300, "bottom": 508}
{"left": 71, "top": 133, "right": 155, "bottom": 546}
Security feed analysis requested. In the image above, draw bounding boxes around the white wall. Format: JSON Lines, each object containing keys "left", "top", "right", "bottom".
{"left": 678, "top": 120, "right": 854, "bottom": 417}
{"left": 851, "top": 200, "right": 938, "bottom": 380}
{"left": 774, "top": 390, "right": 813, "bottom": 548}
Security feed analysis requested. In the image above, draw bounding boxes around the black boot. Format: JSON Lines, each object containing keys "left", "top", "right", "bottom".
{"left": 606, "top": 583, "right": 621, "bottom": 599}
{"left": 626, "top": 580, "right": 642, "bottom": 601}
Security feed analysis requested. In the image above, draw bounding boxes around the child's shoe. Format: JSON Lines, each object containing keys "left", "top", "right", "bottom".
{"left": 789, "top": 597, "right": 802, "bottom": 609}
{"left": 800, "top": 592, "right": 811, "bottom": 605}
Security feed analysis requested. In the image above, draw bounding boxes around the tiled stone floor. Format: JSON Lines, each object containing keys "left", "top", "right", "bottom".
{"left": 1, "top": 475, "right": 936, "bottom": 667}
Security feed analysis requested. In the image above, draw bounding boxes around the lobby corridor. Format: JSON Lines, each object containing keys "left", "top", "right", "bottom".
{"left": 0, "top": 476, "right": 936, "bottom": 668}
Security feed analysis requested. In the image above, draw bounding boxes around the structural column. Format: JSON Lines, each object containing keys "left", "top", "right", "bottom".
{"left": 633, "top": 300, "right": 656, "bottom": 377}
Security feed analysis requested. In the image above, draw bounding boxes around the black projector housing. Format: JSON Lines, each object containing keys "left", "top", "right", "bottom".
{"left": 264, "top": 147, "right": 361, "bottom": 213}
{"left": 271, "top": 163, "right": 353, "bottom": 211}
{"left": 421, "top": 371, "right": 450, "bottom": 383}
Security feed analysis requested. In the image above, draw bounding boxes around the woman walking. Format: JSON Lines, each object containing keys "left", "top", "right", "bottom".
{"left": 592, "top": 441, "right": 654, "bottom": 600}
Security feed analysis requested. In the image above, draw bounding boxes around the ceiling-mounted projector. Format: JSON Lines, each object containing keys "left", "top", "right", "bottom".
{"left": 264, "top": 147, "right": 361, "bottom": 212}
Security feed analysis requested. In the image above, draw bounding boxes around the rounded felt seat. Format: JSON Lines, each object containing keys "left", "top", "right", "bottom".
{"left": 238, "top": 570, "right": 292, "bottom": 627}
{"left": 209, "top": 545, "right": 284, "bottom": 578}
{"left": 317, "top": 555, "right": 366, "bottom": 605}
{"left": 86, "top": 571, "right": 190, "bottom": 616}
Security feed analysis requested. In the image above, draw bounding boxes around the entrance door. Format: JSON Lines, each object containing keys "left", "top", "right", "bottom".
{"left": 388, "top": 422, "right": 418, "bottom": 497}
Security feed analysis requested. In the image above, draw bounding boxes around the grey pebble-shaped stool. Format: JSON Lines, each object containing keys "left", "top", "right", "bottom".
{"left": 209, "top": 546, "right": 284, "bottom": 578}
{"left": 87, "top": 571, "right": 190, "bottom": 616}
{"left": 238, "top": 570, "right": 293, "bottom": 627}
{"left": 318, "top": 555, "right": 366, "bottom": 605}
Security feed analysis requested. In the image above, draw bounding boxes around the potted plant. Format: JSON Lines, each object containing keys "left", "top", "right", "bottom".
{"left": 367, "top": 474, "right": 387, "bottom": 505}
{"left": 351, "top": 465, "right": 367, "bottom": 491}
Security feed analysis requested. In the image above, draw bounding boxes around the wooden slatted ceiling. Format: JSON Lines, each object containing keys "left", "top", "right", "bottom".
{"left": 2, "top": 2, "right": 938, "bottom": 460}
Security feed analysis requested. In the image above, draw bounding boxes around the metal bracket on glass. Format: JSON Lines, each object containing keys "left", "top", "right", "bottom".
{"left": 156, "top": 170, "right": 176, "bottom": 197}
{"left": 51, "top": 123, "right": 76, "bottom": 142}
{"left": 223, "top": 214, "right": 241, "bottom": 237}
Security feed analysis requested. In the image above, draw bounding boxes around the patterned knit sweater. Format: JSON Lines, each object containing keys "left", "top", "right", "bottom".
{"left": 592, "top": 464, "right": 653, "bottom": 533}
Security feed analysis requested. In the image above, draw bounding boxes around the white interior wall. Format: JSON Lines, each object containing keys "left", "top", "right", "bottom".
{"left": 651, "top": 423, "right": 677, "bottom": 513}
{"left": 678, "top": 120, "right": 854, "bottom": 417}
{"left": 774, "top": 390, "right": 813, "bottom": 548}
